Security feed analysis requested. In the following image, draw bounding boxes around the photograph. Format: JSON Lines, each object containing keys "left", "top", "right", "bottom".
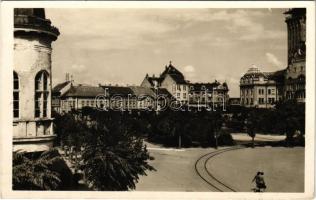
{"left": 1, "top": 1, "right": 314, "bottom": 199}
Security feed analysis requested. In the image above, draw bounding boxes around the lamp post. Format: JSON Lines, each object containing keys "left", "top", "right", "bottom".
{"left": 214, "top": 128, "right": 218, "bottom": 149}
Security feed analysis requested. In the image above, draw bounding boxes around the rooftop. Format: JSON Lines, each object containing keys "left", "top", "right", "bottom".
{"left": 14, "top": 8, "right": 60, "bottom": 40}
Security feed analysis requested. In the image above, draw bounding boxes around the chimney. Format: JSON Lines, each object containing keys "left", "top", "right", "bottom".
{"left": 65, "top": 73, "right": 69, "bottom": 81}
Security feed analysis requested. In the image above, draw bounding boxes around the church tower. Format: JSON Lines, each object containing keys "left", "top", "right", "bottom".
{"left": 284, "top": 8, "right": 306, "bottom": 102}
{"left": 13, "top": 8, "right": 59, "bottom": 152}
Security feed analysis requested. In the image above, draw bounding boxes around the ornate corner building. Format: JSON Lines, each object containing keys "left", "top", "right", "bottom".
{"left": 13, "top": 8, "right": 59, "bottom": 152}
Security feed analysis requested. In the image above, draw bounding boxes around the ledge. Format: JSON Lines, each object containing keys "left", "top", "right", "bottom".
{"left": 13, "top": 117, "right": 54, "bottom": 123}
{"left": 13, "top": 135, "right": 56, "bottom": 143}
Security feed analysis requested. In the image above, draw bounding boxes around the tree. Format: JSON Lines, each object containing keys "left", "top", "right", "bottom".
{"left": 275, "top": 100, "right": 305, "bottom": 146}
{"left": 245, "top": 110, "right": 257, "bottom": 148}
{"left": 13, "top": 149, "right": 62, "bottom": 190}
{"left": 54, "top": 108, "right": 155, "bottom": 190}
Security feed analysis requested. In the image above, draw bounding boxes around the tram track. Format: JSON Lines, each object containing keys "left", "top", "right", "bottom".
{"left": 194, "top": 145, "right": 248, "bottom": 192}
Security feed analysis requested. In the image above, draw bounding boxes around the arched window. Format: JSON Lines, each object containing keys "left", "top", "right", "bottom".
{"left": 35, "top": 71, "right": 49, "bottom": 118}
{"left": 13, "top": 71, "right": 19, "bottom": 118}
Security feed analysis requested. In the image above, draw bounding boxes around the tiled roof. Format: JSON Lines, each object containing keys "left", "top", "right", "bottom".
{"left": 168, "top": 74, "right": 187, "bottom": 84}
{"left": 267, "top": 69, "right": 286, "bottom": 82}
{"left": 145, "top": 76, "right": 163, "bottom": 87}
{"left": 61, "top": 84, "right": 173, "bottom": 99}
{"left": 159, "top": 63, "right": 187, "bottom": 84}
{"left": 189, "top": 82, "right": 227, "bottom": 91}
{"left": 102, "top": 86, "right": 134, "bottom": 97}
{"left": 155, "top": 88, "right": 173, "bottom": 97}
{"left": 160, "top": 64, "right": 184, "bottom": 79}
{"left": 129, "top": 86, "right": 156, "bottom": 97}
{"left": 63, "top": 85, "right": 104, "bottom": 97}
{"left": 52, "top": 81, "right": 71, "bottom": 94}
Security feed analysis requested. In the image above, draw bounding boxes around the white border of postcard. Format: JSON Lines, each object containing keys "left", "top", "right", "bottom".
{"left": 0, "top": 1, "right": 315, "bottom": 199}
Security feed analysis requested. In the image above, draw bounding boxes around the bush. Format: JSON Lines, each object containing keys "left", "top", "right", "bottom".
{"left": 217, "top": 133, "right": 235, "bottom": 146}
{"left": 13, "top": 149, "right": 63, "bottom": 190}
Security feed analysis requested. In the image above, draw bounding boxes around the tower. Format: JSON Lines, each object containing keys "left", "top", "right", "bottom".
{"left": 284, "top": 8, "right": 306, "bottom": 102}
{"left": 13, "top": 8, "right": 60, "bottom": 152}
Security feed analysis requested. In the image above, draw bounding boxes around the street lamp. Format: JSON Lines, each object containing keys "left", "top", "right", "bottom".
{"left": 214, "top": 128, "right": 218, "bottom": 149}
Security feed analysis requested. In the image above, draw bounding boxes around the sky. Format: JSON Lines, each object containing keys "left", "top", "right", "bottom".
{"left": 46, "top": 8, "right": 288, "bottom": 97}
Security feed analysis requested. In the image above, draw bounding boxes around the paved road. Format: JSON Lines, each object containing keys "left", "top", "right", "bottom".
{"left": 135, "top": 141, "right": 304, "bottom": 192}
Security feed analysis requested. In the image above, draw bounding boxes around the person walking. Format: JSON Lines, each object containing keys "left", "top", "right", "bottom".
{"left": 252, "top": 171, "right": 267, "bottom": 192}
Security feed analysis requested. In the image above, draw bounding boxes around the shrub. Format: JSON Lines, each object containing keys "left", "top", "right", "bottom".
{"left": 13, "top": 149, "right": 63, "bottom": 190}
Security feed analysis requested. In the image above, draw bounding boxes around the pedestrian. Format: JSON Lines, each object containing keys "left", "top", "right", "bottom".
{"left": 252, "top": 171, "right": 266, "bottom": 192}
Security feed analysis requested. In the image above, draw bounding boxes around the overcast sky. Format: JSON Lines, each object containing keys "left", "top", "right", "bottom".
{"left": 47, "top": 8, "right": 288, "bottom": 97}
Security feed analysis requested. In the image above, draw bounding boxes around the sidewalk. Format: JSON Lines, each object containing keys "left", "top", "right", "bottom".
{"left": 231, "top": 133, "right": 286, "bottom": 142}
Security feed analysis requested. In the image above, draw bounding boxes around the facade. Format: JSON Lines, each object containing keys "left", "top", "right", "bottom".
{"left": 13, "top": 8, "right": 59, "bottom": 152}
{"left": 284, "top": 8, "right": 306, "bottom": 102}
{"left": 52, "top": 83, "right": 172, "bottom": 113}
{"left": 52, "top": 81, "right": 72, "bottom": 113}
{"left": 228, "top": 98, "right": 241, "bottom": 106}
{"left": 58, "top": 84, "right": 105, "bottom": 113}
{"left": 141, "top": 63, "right": 189, "bottom": 104}
{"left": 188, "top": 81, "right": 229, "bottom": 109}
{"left": 141, "top": 62, "right": 229, "bottom": 108}
{"left": 240, "top": 66, "right": 283, "bottom": 108}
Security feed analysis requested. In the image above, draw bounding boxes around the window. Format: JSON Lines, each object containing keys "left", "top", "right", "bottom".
{"left": 177, "top": 85, "right": 181, "bottom": 90}
{"left": 183, "top": 93, "right": 187, "bottom": 99}
{"left": 183, "top": 85, "right": 186, "bottom": 91}
{"left": 35, "top": 71, "right": 49, "bottom": 118}
{"left": 268, "top": 89, "right": 271, "bottom": 95}
{"left": 13, "top": 72, "right": 19, "bottom": 118}
{"left": 271, "top": 89, "right": 275, "bottom": 95}
{"left": 177, "top": 93, "right": 180, "bottom": 99}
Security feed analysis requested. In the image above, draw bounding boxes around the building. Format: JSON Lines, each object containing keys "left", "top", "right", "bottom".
{"left": 239, "top": 8, "right": 306, "bottom": 108}
{"left": 57, "top": 84, "right": 105, "bottom": 113}
{"left": 13, "top": 8, "right": 59, "bottom": 152}
{"left": 52, "top": 81, "right": 72, "bottom": 113}
{"left": 141, "top": 62, "right": 189, "bottom": 104}
{"left": 240, "top": 65, "right": 284, "bottom": 108}
{"left": 284, "top": 8, "right": 306, "bottom": 102}
{"left": 228, "top": 98, "right": 241, "bottom": 106}
{"left": 188, "top": 81, "right": 229, "bottom": 109}
{"left": 141, "top": 62, "right": 229, "bottom": 108}
{"left": 52, "top": 82, "right": 172, "bottom": 113}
